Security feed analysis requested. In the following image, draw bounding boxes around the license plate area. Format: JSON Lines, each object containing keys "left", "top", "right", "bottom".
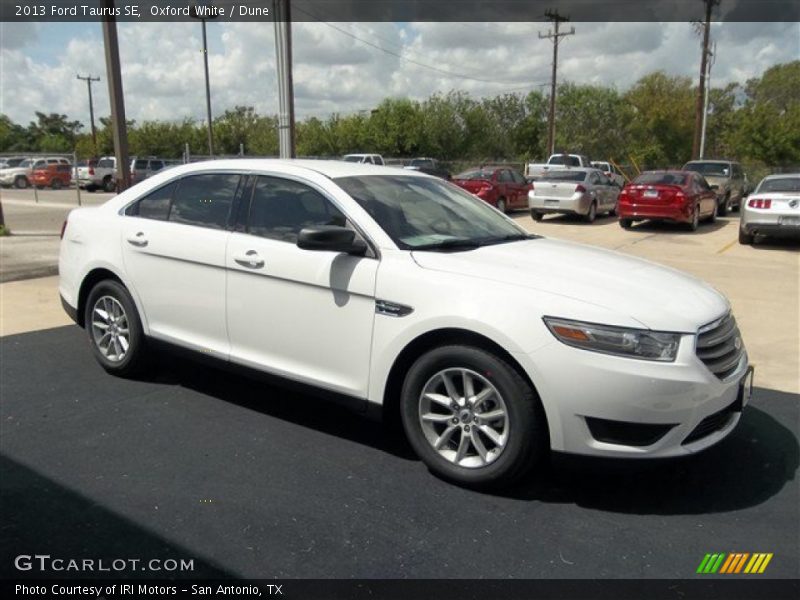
{"left": 644, "top": 189, "right": 659, "bottom": 198}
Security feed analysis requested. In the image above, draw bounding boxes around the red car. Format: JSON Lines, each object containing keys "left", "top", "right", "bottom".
{"left": 452, "top": 166, "right": 531, "bottom": 213}
{"left": 618, "top": 170, "right": 718, "bottom": 231}
{"left": 32, "top": 163, "right": 72, "bottom": 190}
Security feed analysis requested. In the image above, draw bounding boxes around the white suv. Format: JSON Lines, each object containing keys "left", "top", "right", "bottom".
{"left": 59, "top": 160, "right": 752, "bottom": 488}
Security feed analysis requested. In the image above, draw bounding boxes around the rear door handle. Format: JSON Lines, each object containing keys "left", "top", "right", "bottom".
{"left": 126, "top": 232, "right": 148, "bottom": 247}
{"left": 233, "top": 250, "right": 265, "bottom": 269}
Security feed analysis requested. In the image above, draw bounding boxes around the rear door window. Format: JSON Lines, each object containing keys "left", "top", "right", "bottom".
{"left": 169, "top": 174, "right": 241, "bottom": 229}
{"left": 127, "top": 182, "right": 177, "bottom": 220}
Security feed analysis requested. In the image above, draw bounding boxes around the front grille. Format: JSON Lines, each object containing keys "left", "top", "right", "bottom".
{"left": 682, "top": 401, "right": 737, "bottom": 445}
{"left": 696, "top": 313, "right": 744, "bottom": 380}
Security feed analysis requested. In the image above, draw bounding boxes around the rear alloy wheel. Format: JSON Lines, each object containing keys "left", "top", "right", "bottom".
{"left": 531, "top": 210, "right": 544, "bottom": 222}
{"left": 497, "top": 198, "right": 507, "bottom": 214}
{"left": 688, "top": 204, "right": 700, "bottom": 231}
{"left": 738, "top": 227, "right": 754, "bottom": 245}
{"left": 584, "top": 201, "right": 597, "bottom": 223}
{"left": 85, "top": 280, "right": 149, "bottom": 377}
{"left": 14, "top": 176, "right": 28, "bottom": 189}
{"left": 619, "top": 218, "right": 633, "bottom": 229}
{"left": 401, "top": 345, "right": 547, "bottom": 488}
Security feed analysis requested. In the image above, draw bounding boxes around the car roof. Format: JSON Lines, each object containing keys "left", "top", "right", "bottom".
{"left": 684, "top": 159, "right": 736, "bottom": 164}
{"left": 762, "top": 173, "right": 800, "bottom": 180}
{"left": 145, "top": 158, "right": 426, "bottom": 179}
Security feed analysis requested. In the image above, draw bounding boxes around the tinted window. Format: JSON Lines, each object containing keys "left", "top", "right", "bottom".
{"left": 247, "top": 177, "right": 346, "bottom": 243}
{"left": 549, "top": 155, "right": 580, "bottom": 167}
{"left": 150, "top": 160, "right": 164, "bottom": 171}
{"left": 634, "top": 172, "right": 689, "bottom": 186}
{"left": 756, "top": 177, "right": 800, "bottom": 193}
{"left": 169, "top": 174, "right": 239, "bottom": 229}
{"left": 511, "top": 170, "right": 527, "bottom": 184}
{"left": 497, "top": 170, "right": 512, "bottom": 183}
{"left": 540, "top": 170, "right": 587, "bottom": 182}
{"left": 455, "top": 169, "right": 495, "bottom": 180}
{"left": 98, "top": 158, "right": 114, "bottom": 168}
{"left": 133, "top": 159, "right": 148, "bottom": 170}
{"left": 127, "top": 182, "right": 176, "bottom": 220}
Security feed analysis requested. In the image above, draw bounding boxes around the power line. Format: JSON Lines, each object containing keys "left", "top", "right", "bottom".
{"left": 539, "top": 9, "right": 575, "bottom": 157}
{"left": 292, "top": 5, "right": 536, "bottom": 87}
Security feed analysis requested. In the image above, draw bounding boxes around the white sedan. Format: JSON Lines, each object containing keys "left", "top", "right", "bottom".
{"left": 59, "top": 160, "right": 752, "bottom": 488}
{"left": 739, "top": 173, "right": 800, "bottom": 244}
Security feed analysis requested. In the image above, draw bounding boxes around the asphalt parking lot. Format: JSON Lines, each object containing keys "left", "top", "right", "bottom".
{"left": 0, "top": 199, "right": 798, "bottom": 581}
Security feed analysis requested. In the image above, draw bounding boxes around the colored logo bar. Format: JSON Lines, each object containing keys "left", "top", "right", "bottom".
{"left": 697, "top": 553, "right": 773, "bottom": 574}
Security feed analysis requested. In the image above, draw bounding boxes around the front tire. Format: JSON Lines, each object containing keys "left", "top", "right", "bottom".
{"left": 687, "top": 204, "right": 700, "bottom": 231}
{"left": 718, "top": 194, "right": 730, "bottom": 217}
{"left": 84, "top": 280, "right": 149, "bottom": 377}
{"left": 496, "top": 198, "right": 507, "bottom": 214}
{"left": 400, "top": 345, "right": 547, "bottom": 488}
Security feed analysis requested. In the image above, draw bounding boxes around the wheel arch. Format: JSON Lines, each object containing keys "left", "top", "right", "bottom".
{"left": 76, "top": 267, "right": 147, "bottom": 333}
{"left": 380, "top": 327, "right": 547, "bottom": 442}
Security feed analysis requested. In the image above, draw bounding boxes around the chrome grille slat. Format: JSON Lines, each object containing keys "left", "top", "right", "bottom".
{"left": 696, "top": 312, "right": 744, "bottom": 380}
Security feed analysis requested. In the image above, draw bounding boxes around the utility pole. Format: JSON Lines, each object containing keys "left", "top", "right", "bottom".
{"left": 101, "top": 0, "right": 131, "bottom": 191}
{"left": 699, "top": 41, "right": 716, "bottom": 159}
{"left": 273, "top": 0, "right": 296, "bottom": 158}
{"left": 539, "top": 10, "right": 574, "bottom": 158}
{"left": 77, "top": 74, "right": 100, "bottom": 156}
{"left": 191, "top": 2, "right": 218, "bottom": 157}
{"left": 692, "top": 0, "right": 719, "bottom": 160}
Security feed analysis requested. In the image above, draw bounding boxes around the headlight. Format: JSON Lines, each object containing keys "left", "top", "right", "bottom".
{"left": 543, "top": 317, "right": 680, "bottom": 362}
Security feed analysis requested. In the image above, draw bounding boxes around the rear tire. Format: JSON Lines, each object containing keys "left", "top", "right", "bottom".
{"left": 531, "top": 210, "right": 544, "bottom": 222}
{"left": 400, "top": 345, "right": 548, "bottom": 489}
{"left": 14, "top": 176, "right": 28, "bottom": 189}
{"left": 619, "top": 218, "right": 632, "bottom": 229}
{"left": 738, "top": 227, "right": 754, "bottom": 245}
{"left": 583, "top": 201, "right": 597, "bottom": 223}
{"left": 84, "top": 280, "right": 149, "bottom": 378}
{"left": 688, "top": 204, "right": 700, "bottom": 231}
{"left": 103, "top": 176, "right": 115, "bottom": 193}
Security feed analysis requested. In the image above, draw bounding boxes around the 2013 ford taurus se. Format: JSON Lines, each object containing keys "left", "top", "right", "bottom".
{"left": 59, "top": 160, "right": 753, "bottom": 488}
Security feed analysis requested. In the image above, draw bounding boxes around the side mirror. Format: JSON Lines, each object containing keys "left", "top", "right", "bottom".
{"left": 297, "top": 225, "right": 367, "bottom": 255}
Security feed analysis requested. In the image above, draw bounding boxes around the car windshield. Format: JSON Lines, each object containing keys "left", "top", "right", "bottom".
{"left": 756, "top": 177, "right": 800, "bottom": 193}
{"left": 410, "top": 159, "right": 434, "bottom": 167}
{"left": 343, "top": 155, "right": 363, "bottom": 163}
{"left": 684, "top": 162, "right": 729, "bottom": 177}
{"left": 454, "top": 169, "right": 494, "bottom": 180}
{"left": 634, "top": 172, "right": 688, "bottom": 186}
{"left": 539, "top": 170, "right": 586, "bottom": 182}
{"left": 334, "top": 175, "right": 534, "bottom": 251}
{"left": 18, "top": 159, "right": 34, "bottom": 168}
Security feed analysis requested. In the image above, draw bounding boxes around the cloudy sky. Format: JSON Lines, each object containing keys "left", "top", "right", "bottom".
{"left": 0, "top": 20, "right": 797, "bottom": 128}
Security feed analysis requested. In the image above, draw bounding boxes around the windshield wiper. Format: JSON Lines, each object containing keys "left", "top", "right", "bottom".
{"left": 412, "top": 233, "right": 538, "bottom": 252}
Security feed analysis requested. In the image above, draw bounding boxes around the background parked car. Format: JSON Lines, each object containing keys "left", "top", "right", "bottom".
{"left": 525, "top": 152, "right": 592, "bottom": 181}
{"left": 130, "top": 156, "right": 167, "bottom": 183}
{"left": 528, "top": 168, "right": 619, "bottom": 223}
{"left": 404, "top": 157, "right": 451, "bottom": 180}
{"left": 0, "top": 157, "right": 26, "bottom": 170}
{"left": 32, "top": 162, "right": 72, "bottom": 190}
{"left": 80, "top": 156, "right": 117, "bottom": 191}
{"left": 591, "top": 161, "right": 626, "bottom": 187}
{"left": 682, "top": 159, "right": 747, "bottom": 216}
{"left": 452, "top": 166, "right": 530, "bottom": 213}
{"left": 0, "top": 157, "right": 70, "bottom": 188}
{"left": 617, "top": 170, "right": 717, "bottom": 231}
{"left": 739, "top": 173, "right": 800, "bottom": 244}
{"left": 342, "top": 153, "right": 385, "bottom": 166}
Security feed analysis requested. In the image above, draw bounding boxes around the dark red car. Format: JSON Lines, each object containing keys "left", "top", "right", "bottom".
{"left": 618, "top": 170, "right": 718, "bottom": 231}
{"left": 32, "top": 163, "right": 72, "bottom": 190}
{"left": 452, "top": 166, "right": 531, "bottom": 213}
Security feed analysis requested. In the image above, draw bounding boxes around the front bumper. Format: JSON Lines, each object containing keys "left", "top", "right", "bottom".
{"left": 517, "top": 334, "right": 750, "bottom": 458}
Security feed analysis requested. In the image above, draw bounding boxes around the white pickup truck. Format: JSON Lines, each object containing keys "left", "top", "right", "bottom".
{"left": 525, "top": 153, "right": 591, "bottom": 181}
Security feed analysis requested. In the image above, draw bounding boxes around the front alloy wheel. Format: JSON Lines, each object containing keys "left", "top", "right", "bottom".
{"left": 418, "top": 368, "right": 509, "bottom": 468}
{"left": 401, "top": 345, "right": 547, "bottom": 488}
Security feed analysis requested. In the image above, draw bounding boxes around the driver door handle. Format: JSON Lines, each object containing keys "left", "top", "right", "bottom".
{"left": 126, "top": 232, "right": 148, "bottom": 247}
{"left": 233, "top": 250, "right": 265, "bottom": 269}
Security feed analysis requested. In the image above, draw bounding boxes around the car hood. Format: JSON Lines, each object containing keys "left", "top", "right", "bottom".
{"left": 0, "top": 167, "right": 28, "bottom": 176}
{"left": 411, "top": 238, "right": 728, "bottom": 332}
{"left": 703, "top": 175, "right": 731, "bottom": 188}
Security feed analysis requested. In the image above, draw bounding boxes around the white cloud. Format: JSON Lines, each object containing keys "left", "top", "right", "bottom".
{"left": 0, "top": 21, "right": 797, "bottom": 129}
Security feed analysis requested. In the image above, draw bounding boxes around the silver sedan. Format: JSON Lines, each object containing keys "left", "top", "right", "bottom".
{"left": 529, "top": 168, "right": 620, "bottom": 223}
{"left": 739, "top": 174, "right": 800, "bottom": 244}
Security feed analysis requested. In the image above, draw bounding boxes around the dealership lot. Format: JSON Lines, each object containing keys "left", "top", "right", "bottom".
{"left": 0, "top": 199, "right": 797, "bottom": 579}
